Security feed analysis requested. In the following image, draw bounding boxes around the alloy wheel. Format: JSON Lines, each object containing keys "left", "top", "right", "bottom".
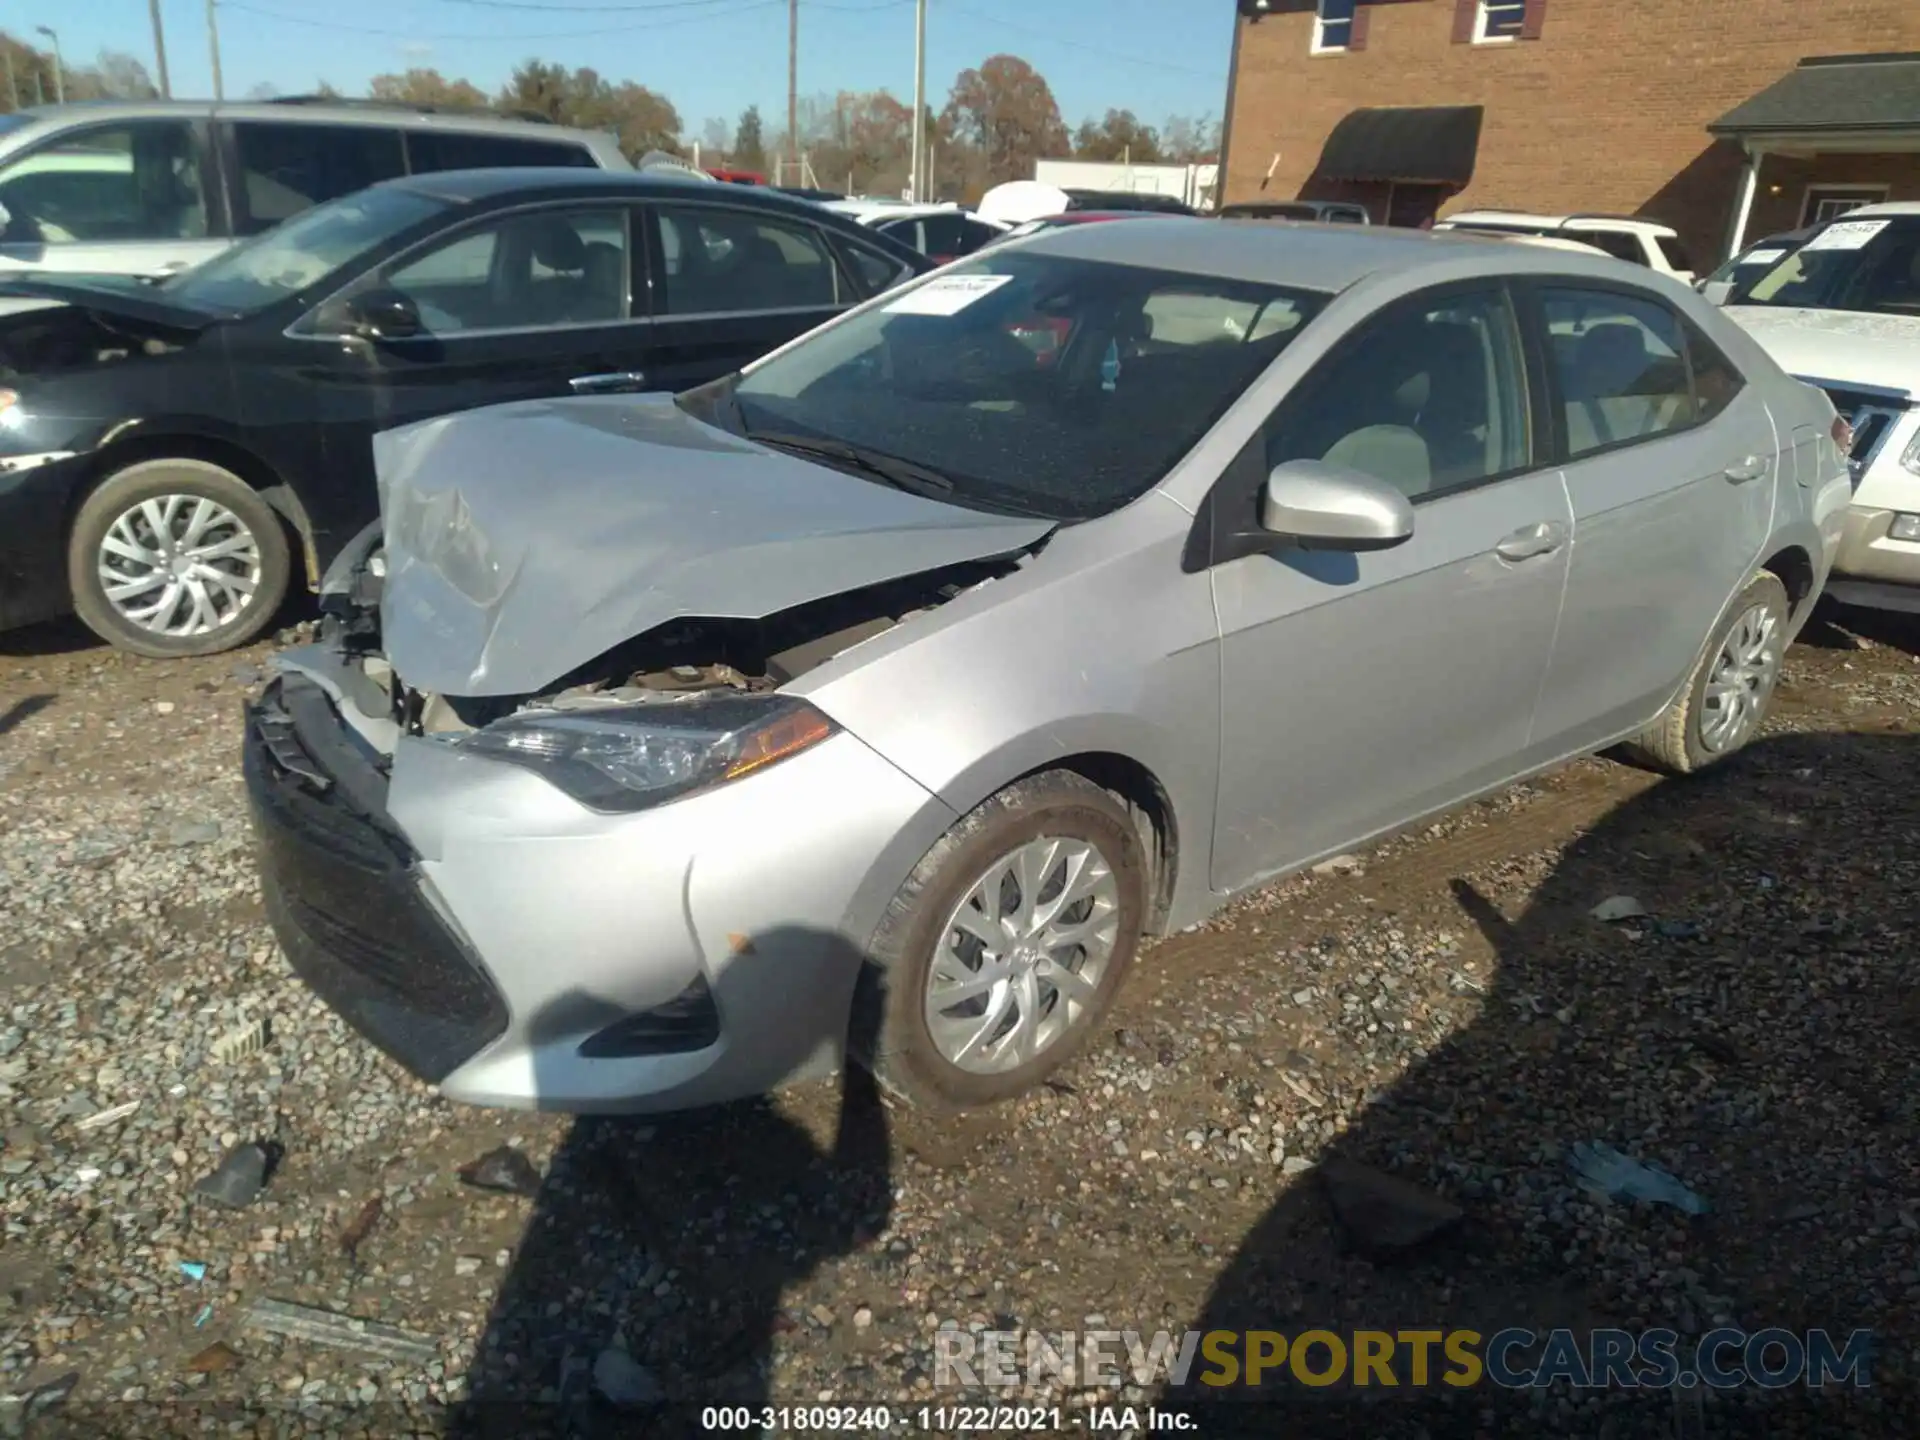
{"left": 1699, "top": 601, "right": 1782, "bottom": 754}
{"left": 96, "top": 495, "right": 263, "bottom": 638}
{"left": 925, "top": 835, "right": 1122, "bottom": 1074}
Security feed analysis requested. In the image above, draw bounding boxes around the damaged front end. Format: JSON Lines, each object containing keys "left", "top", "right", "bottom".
{"left": 312, "top": 513, "right": 1023, "bottom": 783}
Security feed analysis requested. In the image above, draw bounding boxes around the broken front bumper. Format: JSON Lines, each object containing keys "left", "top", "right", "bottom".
{"left": 245, "top": 679, "right": 509, "bottom": 1083}
{"left": 244, "top": 655, "right": 960, "bottom": 1113}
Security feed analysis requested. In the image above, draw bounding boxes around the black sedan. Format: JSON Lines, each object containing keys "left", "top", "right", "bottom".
{"left": 0, "top": 168, "right": 929, "bottom": 657}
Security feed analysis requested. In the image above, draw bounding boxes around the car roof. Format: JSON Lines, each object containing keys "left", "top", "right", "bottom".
{"left": 1842, "top": 201, "right": 1920, "bottom": 219}
{"left": 1444, "top": 209, "right": 1679, "bottom": 237}
{"left": 1013, "top": 215, "right": 1676, "bottom": 292}
{"left": 6, "top": 98, "right": 614, "bottom": 146}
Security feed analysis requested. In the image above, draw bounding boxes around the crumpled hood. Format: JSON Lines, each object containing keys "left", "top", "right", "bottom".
{"left": 1723, "top": 306, "right": 1920, "bottom": 397}
{"left": 375, "top": 393, "right": 1055, "bottom": 697}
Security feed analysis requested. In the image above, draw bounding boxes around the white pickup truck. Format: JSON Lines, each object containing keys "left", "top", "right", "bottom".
{"left": 1723, "top": 203, "right": 1920, "bottom": 615}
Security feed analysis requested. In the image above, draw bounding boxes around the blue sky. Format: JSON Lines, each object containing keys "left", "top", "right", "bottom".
{"left": 39, "top": 0, "right": 1234, "bottom": 139}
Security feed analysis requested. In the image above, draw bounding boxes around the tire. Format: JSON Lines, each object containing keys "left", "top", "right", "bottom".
{"left": 852, "top": 770, "right": 1148, "bottom": 1114}
{"left": 1624, "top": 571, "right": 1790, "bottom": 775}
{"left": 67, "top": 458, "right": 291, "bottom": 659}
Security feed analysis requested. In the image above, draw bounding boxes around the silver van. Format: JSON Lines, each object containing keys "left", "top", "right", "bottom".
{"left": 0, "top": 97, "right": 631, "bottom": 282}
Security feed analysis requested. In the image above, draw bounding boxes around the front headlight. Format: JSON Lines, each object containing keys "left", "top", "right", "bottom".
{"left": 455, "top": 693, "right": 838, "bottom": 813}
{"left": 1901, "top": 426, "right": 1920, "bottom": 478}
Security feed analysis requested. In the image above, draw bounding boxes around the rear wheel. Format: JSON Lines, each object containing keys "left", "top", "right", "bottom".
{"left": 1625, "top": 571, "right": 1789, "bottom": 774}
{"left": 67, "top": 458, "right": 290, "bottom": 659}
{"left": 853, "top": 771, "right": 1147, "bottom": 1114}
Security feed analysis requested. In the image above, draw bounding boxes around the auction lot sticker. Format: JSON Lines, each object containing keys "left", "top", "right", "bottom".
{"left": 1803, "top": 219, "right": 1890, "bottom": 252}
{"left": 884, "top": 273, "right": 1015, "bottom": 316}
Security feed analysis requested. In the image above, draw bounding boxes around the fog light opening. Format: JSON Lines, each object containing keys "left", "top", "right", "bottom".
{"left": 577, "top": 973, "right": 721, "bottom": 1057}
{"left": 1889, "top": 513, "right": 1920, "bottom": 544}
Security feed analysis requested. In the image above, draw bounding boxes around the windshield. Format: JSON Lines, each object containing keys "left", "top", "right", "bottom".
{"left": 161, "top": 186, "right": 450, "bottom": 314}
{"left": 726, "top": 251, "right": 1327, "bottom": 521}
{"left": 1741, "top": 216, "right": 1920, "bottom": 316}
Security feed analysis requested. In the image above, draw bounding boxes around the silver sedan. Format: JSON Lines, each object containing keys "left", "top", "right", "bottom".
{"left": 244, "top": 219, "right": 1855, "bottom": 1114}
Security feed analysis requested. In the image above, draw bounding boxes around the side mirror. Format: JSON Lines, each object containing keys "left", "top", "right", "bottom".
{"left": 1699, "top": 279, "right": 1736, "bottom": 307}
{"left": 332, "top": 288, "right": 423, "bottom": 341}
{"left": 1259, "top": 460, "right": 1415, "bottom": 551}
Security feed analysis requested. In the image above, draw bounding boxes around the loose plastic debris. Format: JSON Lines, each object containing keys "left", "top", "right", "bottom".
{"left": 193, "top": 1304, "right": 214, "bottom": 1328}
{"left": 210, "top": 1017, "right": 270, "bottom": 1065}
{"left": 178, "top": 1261, "right": 207, "bottom": 1282}
{"left": 193, "top": 1142, "right": 274, "bottom": 1209}
{"left": 1568, "top": 1140, "right": 1709, "bottom": 1215}
{"left": 73, "top": 1166, "right": 102, "bottom": 1185}
{"left": 457, "top": 1145, "right": 542, "bottom": 1199}
{"left": 1589, "top": 895, "right": 1648, "bottom": 923}
{"left": 244, "top": 1298, "right": 437, "bottom": 1363}
{"left": 75, "top": 1100, "right": 141, "bottom": 1131}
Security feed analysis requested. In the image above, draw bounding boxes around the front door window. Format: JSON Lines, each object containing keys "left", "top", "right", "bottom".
{"left": 0, "top": 121, "right": 210, "bottom": 246}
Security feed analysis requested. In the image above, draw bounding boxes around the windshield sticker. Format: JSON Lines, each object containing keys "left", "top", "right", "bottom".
{"left": 1803, "top": 219, "right": 1890, "bottom": 253}
{"left": 1740, "top": 248, "right": 1785, "bottom": 266}
{"left": 1100, "top": 338, "right": 1122, "bottom": 392}
{"left": 883, "top": 273, "right": 1014, "bottom": 316}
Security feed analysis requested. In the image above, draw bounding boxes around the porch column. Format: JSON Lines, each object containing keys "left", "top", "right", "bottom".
{"left": 1724, "top": 143, "right": 1764, "bottom": 261}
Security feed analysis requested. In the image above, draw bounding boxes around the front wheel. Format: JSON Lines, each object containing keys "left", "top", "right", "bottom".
{"left": 854, "top": 770, "right": 1147, "bottom": 1114}
{"left": 1625, "top": 571, "right": 1790, "bottom": 774}
{"left": 67, "top": 458, "right": 291, "bottom": 659}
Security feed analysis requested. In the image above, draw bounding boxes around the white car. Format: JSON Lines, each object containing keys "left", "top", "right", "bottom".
{"left": 1434, "top": 210, "right": 1696, "bottom": 284}
{"left": 818, "top": 199, "right": 1006, "bottom": 265}
{"left": 1724, "top": 203, "right": 1920, "bottom": 614}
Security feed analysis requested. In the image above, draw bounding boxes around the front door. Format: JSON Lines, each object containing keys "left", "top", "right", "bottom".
{"left": 1210, "top": 284, "right": 1573, "bottom": 892}
{"left": 270, "top": 201, "right": 652, "bottom": 565}
{"left": 0, "top": 117, "right": 227, "bottom": 280}
{"left": 1525, "top": 282, "right": 1777, "bottom": 753}
{"left": 639, "top": 200, "right": 851, "bottom": 392}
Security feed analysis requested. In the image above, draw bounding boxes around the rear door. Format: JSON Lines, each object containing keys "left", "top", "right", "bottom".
{"left": 638, "top": 199, "right": 855, "bottom": 390}
{"left": 1524, "top": 281, "right": 1777, "bottom": 753}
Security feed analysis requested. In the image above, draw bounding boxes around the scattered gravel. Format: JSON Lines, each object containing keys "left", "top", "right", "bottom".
{"left": 2, "top": 608, "right": 1918, "bottom": 1436}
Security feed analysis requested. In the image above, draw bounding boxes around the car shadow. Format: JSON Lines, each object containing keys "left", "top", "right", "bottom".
{"left": 1808, "top": 601, "right": 1920, "bottom": 656}
{"left": 446, "top": 927, "right": 893, "bottom": 1439}
{"left": 1169, "top": 731, "right": 1915, "bottom": 1435}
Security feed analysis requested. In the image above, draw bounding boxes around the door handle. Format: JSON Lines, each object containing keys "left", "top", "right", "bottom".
{"left": 1724, "top": 454, "right": 1768, "bottom": 483}
{"left": 1493, "top": 520, "right": 1568, "bottom": 562}
{"left": 569, "top": 371, "right": 649, "bottom": 394}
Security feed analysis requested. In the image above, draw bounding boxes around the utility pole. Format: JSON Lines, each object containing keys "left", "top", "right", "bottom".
{"left": 150, "top": 0, "right": 172, "bottom": 98}
{"left": 4, "top": 48, "right": 17, "bottom": 112}
{"left": 787, "top": 0, "right": 799, "bottom": 178}
{"left": 909, "top": 0, "right": 927, "bottom": 202}
{"left": 206, "top": 0, "right": 224, "bottom": 101}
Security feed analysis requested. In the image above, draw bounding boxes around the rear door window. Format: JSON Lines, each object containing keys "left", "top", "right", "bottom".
{"left": 1541, "top": 287, "right": 1696, "bottom": 456}
{"left": 230, "top": 122, "right": 406, "bottom": 234}
{"left": 651, "top": 204, "right": 841, "bottom": 315}
{"left": 406, "top": 132, "right": 598, "bottom": 173}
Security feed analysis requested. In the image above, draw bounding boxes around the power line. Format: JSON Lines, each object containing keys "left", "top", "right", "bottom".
{"left": 219, "top": 0, "right": 792, "bottom": 41}
{"left": 943, "top": 2, "right": 1226, "bottom": 80}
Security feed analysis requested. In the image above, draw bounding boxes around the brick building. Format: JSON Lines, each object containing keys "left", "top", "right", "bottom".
{"left": 1218, "top": 0, "right": 1920, "bottom": 266}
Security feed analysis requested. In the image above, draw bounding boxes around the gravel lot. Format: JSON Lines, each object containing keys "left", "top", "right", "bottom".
{"left": 2, "top": 605, "right": 1918, "bottom": 1438}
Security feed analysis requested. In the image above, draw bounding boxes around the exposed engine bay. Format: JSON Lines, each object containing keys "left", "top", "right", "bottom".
{"left": 321, "top": 543, "right": 1023, "bottom": 741}
{"left": 0, "top": 303, "right": 183, "bottom": 380}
